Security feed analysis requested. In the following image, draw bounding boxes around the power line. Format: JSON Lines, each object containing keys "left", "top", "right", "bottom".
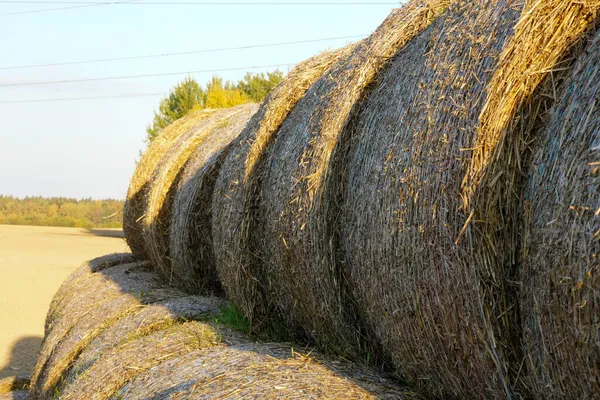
{"left": 0, "top": 35, "right": 365, "bottom": 70}
{"left": 1, "top": 1, "right": 397, "bottom": 3}
{"left": 0, "top": 0, "right": 141, "bottom": 16}
{"left": 0, "top": 63, "right": 297, "bottom": 87}
{"left": 0, "top": 92, "right": 164, "bottom": 104}
{"left": 0, "top": 1, "right": 396, "bottom": 16}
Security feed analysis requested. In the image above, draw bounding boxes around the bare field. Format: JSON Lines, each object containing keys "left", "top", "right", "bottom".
{"left": 0, "top": 224, "right": 129, "bottom": 379}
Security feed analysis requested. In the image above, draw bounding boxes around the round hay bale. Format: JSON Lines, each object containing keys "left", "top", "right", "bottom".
{"left": 168, "top": 103, "right": 259, "bottom": 294}
{"left": 119, "top": 343, "right": 419, "bottom": 400}
{"left": 521, "top": 27, "right": 600, "bottom": 399}
{"left": 342, "top": 0, "right": 597, "bottom": 398}
{"left": 143, "top": 103, "right": 258, "bottom": 282}
{"left": 0, "top": 377, "right": 28, "bottom": 395}
{"left": 45, "top": 253, "right": 136, "bottom": 333}
{"left": 124, "top": 108, "right": 217, "bottom": 259}
{"left": 255, "top": 0, "right": 450, "bottom": 360}
{"left": 57, "top": 321, "right": 248, "bottom": 400}
{"left": 211, "top": 47, "right": 354, "bottom": 329}
{"left": 31, "top": 261, "right": 168, "bottom": 399}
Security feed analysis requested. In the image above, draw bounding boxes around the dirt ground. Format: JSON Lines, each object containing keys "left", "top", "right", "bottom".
{"left": 0, "top": 225, "right": 129, "bottom": 379}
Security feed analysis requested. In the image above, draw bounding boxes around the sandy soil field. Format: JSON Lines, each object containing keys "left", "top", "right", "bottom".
{"left": 0, "top": 225, "right": 129, "bottom": 379}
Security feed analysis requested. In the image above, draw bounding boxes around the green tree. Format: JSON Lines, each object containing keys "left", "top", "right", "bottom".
{"left": 146, "top": 77, "right": 205, "bottom": 143}
{"left": 237, "top": 70, "right": 284, "bottom": 102}
{"left": 145, "top": 70, "right": 285, "bottom": 144}
{"left": 205, "top": 76, "right": 249, "bottom": 109}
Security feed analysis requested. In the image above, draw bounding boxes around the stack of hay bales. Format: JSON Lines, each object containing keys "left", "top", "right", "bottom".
{"left": 116, "top": 0, "right": 600, "bottom": 397}
{"left": 29, "top": 254, "right": 418, "bottom": 400}
{"left": 214, "top": 0, "right": 450, "bottom": 359}
{"left": 169, "top": 104, "right": 258, "bottom": 294}
{"left": 521, "top": 26, "right": 600, "bottom": 399}
{"left": 123, "top": 103, "right": 258, "bottom": 287}
{"left": 212, "top": 47, "right": 355, "bottom": 330}
{"left": 124, "top": 110, "right": 217, "bottom": 259}
{"left": 341, "top": 0, "right": 598, "bottom": 398}
{"left": 143, "top": 103, "right": 258, "bottom": 285}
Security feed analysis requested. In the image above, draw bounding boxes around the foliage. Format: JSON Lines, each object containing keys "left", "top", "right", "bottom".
{"left": 146, "top": 71, "right": 284, "bottom": 143}
{"left": 0, "top": 196, "right": 123, "bottom": 229}
{"left": 146, "top": 77, "right": 205, "bottom": 143}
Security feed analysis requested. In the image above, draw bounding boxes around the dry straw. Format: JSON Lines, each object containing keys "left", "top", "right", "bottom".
{"left": 212, "top": 47, "right": 354, "bottom": 328}
{"left": 63, "top": 295, "right": 228, "bottom": 385}
{"left": 123, "top": 109, "right": 217, "bottom": 259}
{"left": 521, "top": 27, "right": 600, "bottom": 399}
{"left": 32, "top": 254, "right": 417, "bottom": 399}
{"left": 342, "top": 0, "right": 598, "bottom": 398}
{"left": 118, "top": 343, "right": 418, "bottom": 399}
{"left": 58, "top": 321, "right": 244, "bottom": 400}
{"left": 168, "top": 103, "right": 259, "bottom": 294}
{"left": 143, "top": 103, "right": 258, "bottom": 282}
{"left": 342, "top": 1, "right": 520, "bottom": 397}
{"left": 30, "top": 258, "right": 228, "bottom": 399}
{"left": 31, "top": 261, "right": 173, "bottom": 399}
{"left": 254, "top": 0, "right": 450, "bottom": 361}
{"left": 44, "top": 253, "right": 136, "bottom": 333}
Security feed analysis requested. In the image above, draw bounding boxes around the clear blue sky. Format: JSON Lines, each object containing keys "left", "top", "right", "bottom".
{"left": 0, "top": 1, "right": 398, "bottom": 200}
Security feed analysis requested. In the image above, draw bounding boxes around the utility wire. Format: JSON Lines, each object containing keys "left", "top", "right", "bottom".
{"left": 0, "top": 0, "right": 139, "bottom": 16}
{"left": 0, "top": 63, "right": 297, "bottom": 87}
{"left": 1, "top": 1, "right": 397, "bottom": 4}
{"left": 0, "top": 35, "right": 365, "bottom": 70}
{"left": 0, "top": 92, "right": 164, "bottom": 104}
{"left": 0, "top": 1, "right": 396, "bottom": 16}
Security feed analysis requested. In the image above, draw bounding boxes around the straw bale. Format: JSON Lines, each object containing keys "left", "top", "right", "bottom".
{"left": 211, "top": 47, "right": 353, "bottom": 329}
{"left": 521, "top": 26, "right": 600, "bottom": 399}
{"left": 63, "top": 295, "right": 228, "bottom": 386}
{"left": 124, "top": 109, "right": 217, "bottom": 258}
{"left": 58, "top": 321, "right": 248, "bottom": 400}
{"left": 343, "top": 0, "right": 599, "bottom": 397}
{"left": 31, "top": 261, "right": 170, "bottom": 399}
{"left": 255, "top": 0, "right": 450, "bottom": 359}
{"left": 119, "top": 343, "right": 420, "bottom": 400}
{"left": 143, "top": 104, "right": 257, "bottom": 281}
{"left": 169, "top": 104, "right": 259, "bottom": 294}
{"left": 341, "top": 1, "right": 525, "bottom": 397}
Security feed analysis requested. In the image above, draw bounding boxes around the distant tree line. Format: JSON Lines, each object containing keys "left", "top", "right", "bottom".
{"left": 146, "top": 71, "right": 284, "bottom": 143}
{"left": 0, "top": 196, "right": 123, "bottom": 228}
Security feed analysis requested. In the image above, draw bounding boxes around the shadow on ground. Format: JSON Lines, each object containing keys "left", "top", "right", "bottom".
{"left": 84, "top": 229, "right": 125, "bottom": 239}
{"left": 0, "top": 336, "right": 43, "bottom": 380}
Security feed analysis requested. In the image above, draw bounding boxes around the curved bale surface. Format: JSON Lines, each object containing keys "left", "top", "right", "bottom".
{"left": 212, "top": 47, "right": 353, "bottom": 328}
{"left": 169, "top": 104, "right": 259, "bottom": 294}
{"left": 57, "top": 321, "right": 247, "bottom": 400}
{"left": 119, "top": 343, "right": 419, "bottom": 400}
{"left": 256, "top": 0, "right": 451, "bottom": 359}
{"left": 44, "top": 253, "right": 136, "bottom": 333}
{"left": 31, "top": 257, "right": 230, "bottom": 400}
{"left": 32, "top": 261, "right": 176, "bottom": 399}
{"left": 343, "top": 0, "right": 599, "bottom": 398}
{"left": 64, "top": 295, "right": 228, "bottom": 384}
{"left": 144, "top": 104, "right": 258, "bottom": 282}
{"left": 343, "top": 1, "right": 521, "bottom": 397}
{"left": 124, "top": 109, "right": 217, "bottom": 259}
{"left": 522, "top": 28, "right": 600, "bottom": 399}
